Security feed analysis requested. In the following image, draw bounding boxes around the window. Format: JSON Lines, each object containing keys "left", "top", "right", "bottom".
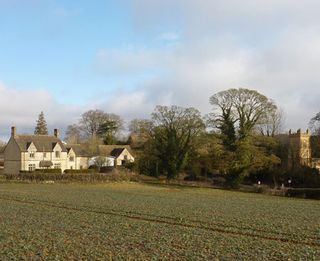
{"left": 55, "top": 151, "right": 60, "bottom": 158}
{"left": 70, "top": 166, "right": 73, "bottom": 170}
{"left": 29, "top": 152, "right": 35, "bottom": 158}
{"left": 43, "top": 152, "right": 47, "bottom": 158}
{"left": 28, "top": 164, "right": 36, "bottom": 172}
{"left": 69, "top": 156, "right": 74, "bottom": 162}
{"left": 54, "top": 163, "right": 61, "bottom": 169}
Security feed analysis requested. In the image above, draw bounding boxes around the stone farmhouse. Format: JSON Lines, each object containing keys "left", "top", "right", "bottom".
{"left": 3, "top": 127, "right": 134, "bottom": 175}
{"left": 98, "top": 145, "right": 134, "bottom": 166}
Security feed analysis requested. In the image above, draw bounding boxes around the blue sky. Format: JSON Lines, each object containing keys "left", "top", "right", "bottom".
{"left": 1, "top": 0, "right": 320, "bottom": 139}
{"left": 1, "top": 1, "right": 138, "bottom": 104}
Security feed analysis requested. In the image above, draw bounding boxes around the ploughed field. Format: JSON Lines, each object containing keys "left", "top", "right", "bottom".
{"left": 0, "top": 183, "right": 319, "bottom": 260}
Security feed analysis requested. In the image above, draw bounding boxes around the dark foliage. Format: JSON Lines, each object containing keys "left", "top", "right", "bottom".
{"left": 286, "top": 188, "right": 320, "bottom": 199}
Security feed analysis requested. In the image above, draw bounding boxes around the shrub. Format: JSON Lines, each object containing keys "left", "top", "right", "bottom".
{"left": 184, "top": 175, "right": 207, "bottom": 182}
{"left": 283, "top": 167, "right": 320, "bottom": 188}
{"left": 212, "top": 176, "right": 226, "bottom": 186}
{"left": 286, "top": 188, "right": 320, "bottom": 199}
{"left": 99, "top": 166, "right": 114, "bottom": 173}
{"left": 225, "top": 170, "right": 245, "bottom": 189}
{"left": 255, "top": 184, "right": 271, "bottom": 194}
{"left": 123, "top": 162, "right": 136, "bottom": 171}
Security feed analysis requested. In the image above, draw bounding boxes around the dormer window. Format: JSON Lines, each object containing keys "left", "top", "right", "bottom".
{"left": 30, "top": 152, "right": 35, "bottom": 158}
{"left": 55, "top": 151, "right": 60, "bottom": 158}
{"left": 69, "top": 156, "right": 74, "bottom": 162}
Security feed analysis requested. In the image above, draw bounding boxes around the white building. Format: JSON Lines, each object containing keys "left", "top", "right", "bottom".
{"left": 4, "top": 127, "right": 69, "bottom": 174}
{"left": 3, "top": 127, "right": 135, "bottom": 175}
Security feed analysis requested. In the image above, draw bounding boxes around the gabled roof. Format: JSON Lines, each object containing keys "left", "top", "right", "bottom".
{"left": 110, "top": 148, "right": 126, "bottom": 157}
{"left": 66, "top": 144, "right": 91, "bottom": 157}
{"left": 65, "top": 144, "right": 133, "bottom": 158}
{"left": 98, "top": 145, "right": 133, "bottom": 157}
{"left": 13, "top": 135, "right": 67, "bottom": 152}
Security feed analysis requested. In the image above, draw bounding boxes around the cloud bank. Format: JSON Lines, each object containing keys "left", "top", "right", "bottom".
{"left": 0, "top": 82, "right": 81, "bottom": 140}
{"left": 2, "top": 1, "right": 320, "bottom": 140}
{"left": 95, "top": 0, "right": 320, "bottom": 130}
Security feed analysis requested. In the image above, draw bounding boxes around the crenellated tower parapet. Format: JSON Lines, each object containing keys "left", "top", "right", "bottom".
{"left": 288, "top": 129, "right": 312, "bottom": 169}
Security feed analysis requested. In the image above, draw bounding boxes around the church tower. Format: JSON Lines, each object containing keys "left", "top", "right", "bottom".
{"left": 288, "top": 129, "right": 312, "bottom": 169}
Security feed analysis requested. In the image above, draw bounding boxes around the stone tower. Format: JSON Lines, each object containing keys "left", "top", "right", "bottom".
{"left": 288, "top": 129, "right": 312, "bottom": 169}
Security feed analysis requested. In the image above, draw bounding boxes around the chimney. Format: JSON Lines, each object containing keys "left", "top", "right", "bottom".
{"left": 11, "top": 126, "right": 17, "bottom": 138}
{"left": 54, "top": 129, "right": 60, "bottom": 139}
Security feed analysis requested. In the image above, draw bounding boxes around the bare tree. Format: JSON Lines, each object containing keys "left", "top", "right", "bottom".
{"left": 129, "top": 119, "right": 153, "bottom": 135}
{"left": 79, "top": 109, "right": 123, "bottom": 140}
{"left": 65, "top": 124, "right": 82, "bottom": 144}
{"left": 258, "top": 107, "right": 285, "bottom": 137}
{"left": 80, "top": 110, "right": 109, "bottom": 137}
{"left": 309, "top": 112, "right": 320, "bottom": 135}
{"left": 210, "top": 88, "right": 277, "bottom": 140}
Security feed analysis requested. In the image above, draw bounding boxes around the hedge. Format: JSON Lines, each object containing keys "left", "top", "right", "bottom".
{"left": 36, "top": 169, "right": 62, "bottom": 173}
{"left": 286, "top": 188, "right": 320, "bottom": 199}
{"left": 64, "top": 169, "right": 98, "bottom": 174}
{"left": 20, "top": 169, "right": 62, "bottom": 174}
{"left": 5, "top": 170, "right": 139, "bottom": 183}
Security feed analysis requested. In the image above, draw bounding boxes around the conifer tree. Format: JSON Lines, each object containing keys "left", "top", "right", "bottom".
{"left": 34, "top": 111, "right": 48, "bottom": 135}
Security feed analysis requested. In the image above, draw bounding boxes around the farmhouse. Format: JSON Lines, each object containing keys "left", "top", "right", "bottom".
{"left": 98, "top": 145, "right": 134, "bottom": 166}
{"left": 66, "top": 144, "right": 91, "bottom": 170}
{"left": 4, "top": 127, "right": 70, "bottom": 174}
{"left": 67, "top": 144, "right": 135, "bottom": 168}
{"left": 3, "top": 127, "right": 135, "bottom": 174}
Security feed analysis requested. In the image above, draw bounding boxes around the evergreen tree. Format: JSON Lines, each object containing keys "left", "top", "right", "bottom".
{"left": 34, "top": 111, "right": 48, "bottom": 135}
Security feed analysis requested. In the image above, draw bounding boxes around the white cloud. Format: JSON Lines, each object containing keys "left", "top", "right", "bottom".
{"left": 159, "top": 32, "right": 180, "bottom": 42}
{"left": 95, "top": 33, "right": 320, "bottom": 129}
{"left": 89, "top": 0, "right": 320, "bottom": 130}
{"left": 3, "top": 1, "right": 320, "bottom": 137}
{"left": 0, "top": 82, "right": 81, "bottom": 139}
{"left": 94, "top": 48, "right": 167, "bottom": 76}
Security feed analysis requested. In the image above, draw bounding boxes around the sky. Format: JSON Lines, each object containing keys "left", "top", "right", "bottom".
{"left": 1, "top": 0, "right": 320, "bottom": 140}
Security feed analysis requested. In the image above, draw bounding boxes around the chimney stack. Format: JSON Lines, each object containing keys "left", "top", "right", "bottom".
{"left": 11, "top": 126, "right": 17, "bottom": 138}
{"left": 54, "top": 129, "right": 60, "bottom": 139}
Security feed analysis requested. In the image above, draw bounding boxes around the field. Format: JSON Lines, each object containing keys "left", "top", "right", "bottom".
{"left": 0, "top": 182, "right": 319, "bottom": 260}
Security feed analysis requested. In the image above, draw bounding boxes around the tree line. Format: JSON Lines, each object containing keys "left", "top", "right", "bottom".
{"left": 31, "top": 88, "right": 320, "bottom": 188}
